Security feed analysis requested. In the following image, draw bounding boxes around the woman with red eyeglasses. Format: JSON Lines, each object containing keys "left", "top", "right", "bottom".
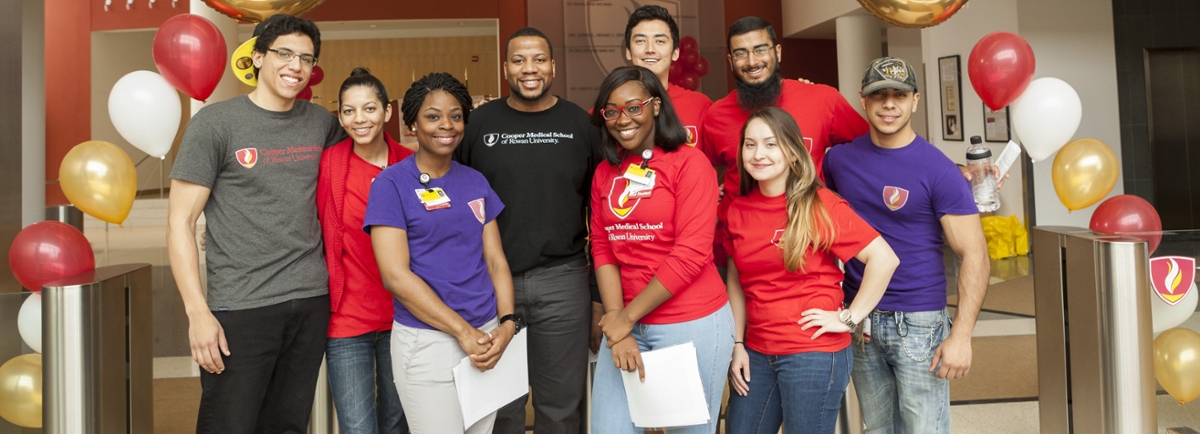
{"left": 588, "top": 65, "right": 733, "bottom": 434}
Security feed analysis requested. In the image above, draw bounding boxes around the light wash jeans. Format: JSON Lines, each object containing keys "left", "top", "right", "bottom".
{"left": 726, "top": 346, "right": 853, "bottom": 434}
{"left": 327, "top": 331, "right": 407, "bottom": 434}
{"left": 591, "top": 303, "right": 734, "bottom": 434}
{"left": 851, "top": 308, "right": 952, "bottom": 434}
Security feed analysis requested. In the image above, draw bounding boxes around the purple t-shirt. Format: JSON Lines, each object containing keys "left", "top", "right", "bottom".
{"left": 363, "top": 156, "right": 504, "bottom": 329}
{"left": 823, "top": 134, "right": 977, "bottom": 312}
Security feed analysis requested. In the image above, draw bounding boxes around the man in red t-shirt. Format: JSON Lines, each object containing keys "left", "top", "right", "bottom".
{"left": 700, "top": 16, "right": 869, "bottom": 271}
{"left": 623, "top": 5, "right": 713, "bottom": 149}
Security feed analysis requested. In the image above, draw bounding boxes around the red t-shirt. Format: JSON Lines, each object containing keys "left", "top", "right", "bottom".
{"left": 701, "top": 81, "right": 869, "bottom": 264}
{"left": 667, "top": 85, "right": 713, "bottom": 149}
{"left": 590, "top": 145, "right": 727, "bottom": 324}
{"left": 329, "top": 153, "right": 395, "bottom": 338}
{"left": 725, "top": 188, "right": 879, "bottom": 355}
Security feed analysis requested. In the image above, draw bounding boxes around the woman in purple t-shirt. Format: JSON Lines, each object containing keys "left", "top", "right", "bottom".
{"left": 364, "top": 72, "right": 517, "bottom": 434}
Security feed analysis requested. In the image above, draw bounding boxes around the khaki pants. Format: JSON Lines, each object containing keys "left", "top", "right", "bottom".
{"left": 391, "top": 318, "right": 499, "bottom": 434}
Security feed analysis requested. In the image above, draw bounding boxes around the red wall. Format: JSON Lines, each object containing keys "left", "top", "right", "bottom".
{"left": 44, "top": 0, "right": 526, "bottom": 205}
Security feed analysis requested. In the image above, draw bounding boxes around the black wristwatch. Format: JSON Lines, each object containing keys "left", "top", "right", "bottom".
{"left": 498, "top": 313, "right": 523, "bottom": 333}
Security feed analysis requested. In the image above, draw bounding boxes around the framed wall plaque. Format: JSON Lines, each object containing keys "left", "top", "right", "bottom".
{"left": 983, "top": 103, "right": 1011, "bottom": 142}
{"left": 938, "top": 55, "right": 964, "bottom": 141}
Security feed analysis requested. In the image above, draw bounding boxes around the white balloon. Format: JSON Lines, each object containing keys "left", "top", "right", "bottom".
{"left": 108, "top": 70, "right": 182, "bottom": 158}
{"left": 1010, "top": 77, "right": 1082, "bottom": 162}
{"left": 1152, "top": 281, "right": 1198, "bottom": 335}
{"left": 17, "top": 293, "right": 41, "bottom": 353}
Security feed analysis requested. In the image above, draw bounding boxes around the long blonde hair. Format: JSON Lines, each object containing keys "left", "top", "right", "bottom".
{"left": 737, "top": 107, "right": 835, "bottom": 273}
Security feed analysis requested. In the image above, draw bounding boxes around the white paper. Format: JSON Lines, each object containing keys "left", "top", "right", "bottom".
{"left": 996, "top": 140, "right": 1023, "bottom": 179}
{"left": 620, "top": 342, "right": 710, "bottom": 428}
{"left": 453, "top": 330, "right": 529, "bottom": 428}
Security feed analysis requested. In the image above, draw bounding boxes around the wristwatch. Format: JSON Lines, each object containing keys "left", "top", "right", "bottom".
{"left": 838, "top": 309, "right": 858, "bottom": 329}
{"left": 498, "top": 313, "right": 524, "bottom": 333}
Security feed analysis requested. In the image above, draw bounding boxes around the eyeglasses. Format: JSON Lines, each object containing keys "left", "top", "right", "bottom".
{"left": 267, "top": 48, "right": 318, "bottom": 67}
{"left": 731, "top": 45, "right": 776, "bottom": 60}
{"left": 601, "top": 98, "right": 657, "bottom": 120}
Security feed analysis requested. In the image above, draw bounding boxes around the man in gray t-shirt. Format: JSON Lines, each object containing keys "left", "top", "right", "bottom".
{"left": 166, "top": 15, "right": 345, "bottom": 433}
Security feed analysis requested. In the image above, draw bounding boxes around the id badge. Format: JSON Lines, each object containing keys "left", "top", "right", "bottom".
{"left": 626, "top": 172, "right": 655, "bottom": 199}
{"left": 415, "top": 188, "right": 451, "bottom": 210}
{"left": 623, "top": 165, "right": 655, "bottom": 185}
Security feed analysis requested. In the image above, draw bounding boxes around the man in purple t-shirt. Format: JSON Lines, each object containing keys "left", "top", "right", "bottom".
{"left": 823, "top": 57, "right": 989, "bottom": 434}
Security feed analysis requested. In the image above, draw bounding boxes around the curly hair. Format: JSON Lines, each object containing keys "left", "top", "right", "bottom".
{"left": 401, "top": 72, "right": 473, "bottom": 129}
{"left": 251, "top": 14, "right": 322, "bottom": 78}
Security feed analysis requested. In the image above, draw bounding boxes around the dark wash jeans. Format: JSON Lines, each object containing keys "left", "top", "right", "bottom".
{"left": 196, "top": 294, "right": 330, "bottom": 434}
{"left": 492, "top": 257, "right": 592, "bottom": 434}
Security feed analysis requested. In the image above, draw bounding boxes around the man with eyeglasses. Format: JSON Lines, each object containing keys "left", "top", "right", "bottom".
{"left": 456, "top": 27, "right": 602, "bottom": 434}
{"left": 700, "top": 16, "right": 868, "bottom": 275}
{"left": 167, "top": 14, "right": 346, "bottom": 433}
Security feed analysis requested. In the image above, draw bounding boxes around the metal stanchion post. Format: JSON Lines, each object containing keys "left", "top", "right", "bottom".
{"left": 43, "top": 263, "right": 153, "bottom": 433}
{"left": 309, "top": 356, "right": 335, "bottom": 434}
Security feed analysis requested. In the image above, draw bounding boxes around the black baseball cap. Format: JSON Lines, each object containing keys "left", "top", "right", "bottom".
{"left": 861, "top": 57, "right": 919, "bottom": 95}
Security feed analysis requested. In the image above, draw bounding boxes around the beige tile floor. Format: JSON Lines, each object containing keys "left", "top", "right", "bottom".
{"left": 84, "top": 199, "right": 1200, "bottom": 433}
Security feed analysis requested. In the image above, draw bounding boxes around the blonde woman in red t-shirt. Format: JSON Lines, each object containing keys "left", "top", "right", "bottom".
{"left": 724, "top": 107, "right": 898, "bottom": 434}
{"left": 316, "top": 68, "right": 413, "bottom": 433}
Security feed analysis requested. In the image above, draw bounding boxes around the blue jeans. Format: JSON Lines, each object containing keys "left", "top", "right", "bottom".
{"left": 327, "top": 331, "right": 407, "bottom": 434}
{"left": 851, "top": 309, "right": 951, "bottom": 434}
{"left": 591, "top": 303, "right": 734, "bottom": 434}
{"left": 726, "top": 346, "right": 853, "bottom": 434}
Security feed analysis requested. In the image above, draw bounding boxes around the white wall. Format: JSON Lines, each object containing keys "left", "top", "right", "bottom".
{"left": 1016, "top": 0, "right": 1122, "bottom": 227}
{"left": 920, "top": 0, "right": 1026, "bottom": 222}
{"left": 781, "top": 0, "right": 859, "bottom": 38}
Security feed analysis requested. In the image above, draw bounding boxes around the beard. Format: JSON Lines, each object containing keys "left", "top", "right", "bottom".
{"left": 735, "top": 67, "right": 783, "bottom": 114}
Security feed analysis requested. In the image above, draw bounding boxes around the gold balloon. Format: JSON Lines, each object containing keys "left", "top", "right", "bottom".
{"left": 1051, "top": 138, "right": 1119, "bottom": 211}
{"left": 203, "top": 0, "right": 327, "bottom": 23}
{"left": 1154, "top": 328, "right": 1200, "bottom": 404}
{"left": 856, "top": 0, "right": 970, "bottom": 28}
{"left": 59, "top": 140, "right": 137, "bottom": 225}
{"left": 0, "top": 354, "right": 42, "bottom": 428}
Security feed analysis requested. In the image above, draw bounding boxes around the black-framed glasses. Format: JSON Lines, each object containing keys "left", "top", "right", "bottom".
{"left": 601, "top": 97, "right": 657, "bottom": 120}
{"left": 731, "top": 45, "right": 776, "bottom": 60}
{"left": 267, "top": 48, "right": 318, "bottom": 67}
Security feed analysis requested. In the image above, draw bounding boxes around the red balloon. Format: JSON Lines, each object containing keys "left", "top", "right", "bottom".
{"left": 680, "top": 50, "right": 699, "bottom": 72}
{"left": 669, "top": 62, "right": 683, "bottom": 81}
{"left": 694, "top": 57, "right": 711, "bottom": 77}
{"left": 680, "top": 71, "right": 700, "bottom": 91}
{"left": 1090, "top": 194, "right": 1163, "bottom": 254}
{"left": 968, "top": 31, "right": 1036, "bottom": 111}
{"left": 297, "top": 87, "right": 313, "bottom": 101}
{"left": 680, "top": 36, "right": 698, "bottom": 53}
{"left": 310, "top": 65, "right": 325, "bottom": 86}
{"left": 153, "top": 14, "right": 227, "bottom": 103}
{"left": 9, "top": 221, "right": 96, "bottom": 292}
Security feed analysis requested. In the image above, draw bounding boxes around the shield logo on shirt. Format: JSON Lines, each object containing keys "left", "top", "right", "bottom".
{"left": 484, "top": 133, "right": 500, "bottom": 147}
{"left": 469, "top": 198, "right": 486, "bottom": 224}
{"left": 235, "top": 148, "right": 258, "bottom": 168}
{"left": 1150, "top": 256, "right": 1196, "bottom": 306}
{"left": 771, "top": 229, "right": 784, "bottom": 247}
{"left": 685, "top": 126, "right": 698, "bottom": 147}
{"left": 882, "top": 186, "right": 909, "bottom": 211}
{"left": 608, "top": 177, "right": 641, "bottom": 219}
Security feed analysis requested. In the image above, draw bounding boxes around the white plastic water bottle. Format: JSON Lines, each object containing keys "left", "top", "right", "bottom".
{"left": 966, "top": 135, "right": 1000, "bottom": 212}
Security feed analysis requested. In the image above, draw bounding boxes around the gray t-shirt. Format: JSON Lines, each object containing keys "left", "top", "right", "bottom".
{"left": 170, "top": 95, "right": 345, "bottom": 311}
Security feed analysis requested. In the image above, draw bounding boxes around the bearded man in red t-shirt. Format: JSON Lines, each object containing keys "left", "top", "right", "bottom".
{"left": 700, "top": 17, "right": 869, "bottom": 274}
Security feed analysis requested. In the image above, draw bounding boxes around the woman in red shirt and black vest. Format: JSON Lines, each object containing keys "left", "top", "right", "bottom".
{"left": 724, "top": 107, "right": 898, "bottom": 434}
{"left": 316, "top": 68, "right": 413, "bottom": 434}
{"left": 588, "top": 65, "right": 733, "bottom": 433}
